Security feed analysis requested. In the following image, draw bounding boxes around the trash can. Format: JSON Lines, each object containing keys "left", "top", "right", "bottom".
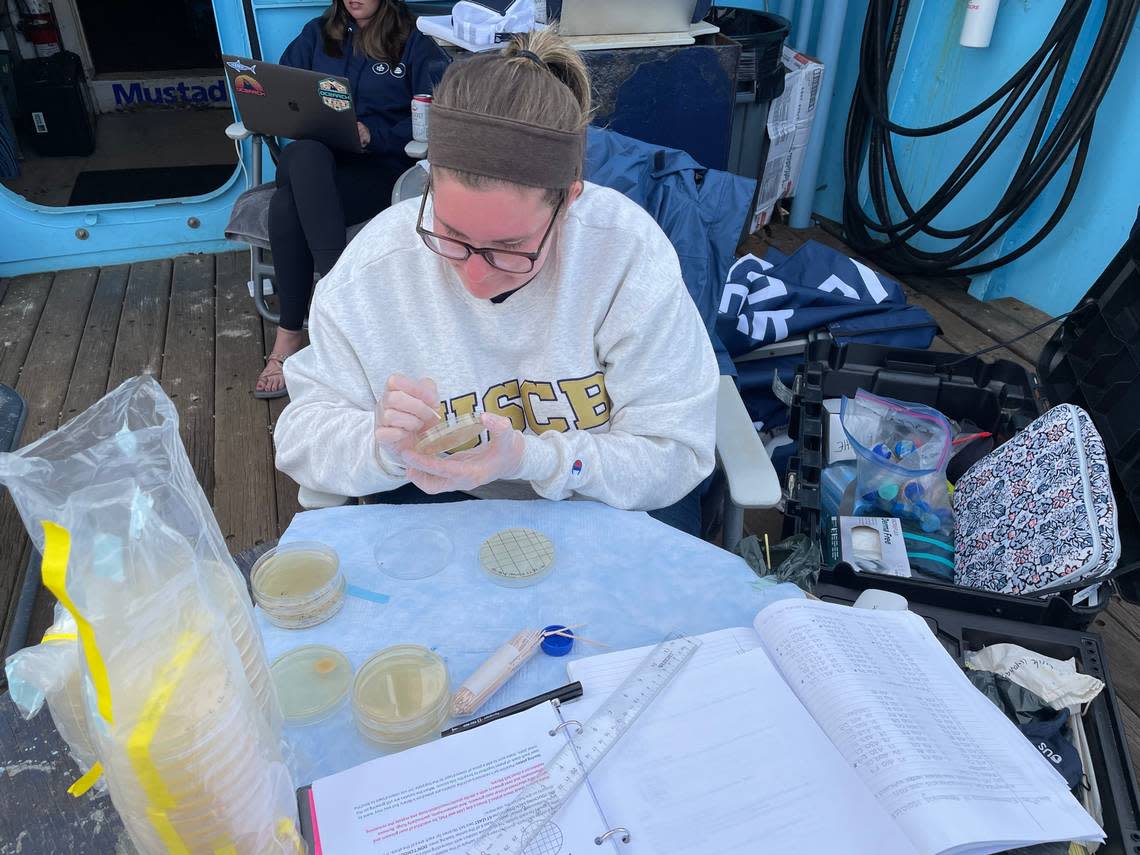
{"left": 711, "top": 6, "right": 790, "bottom": 179}
{"left": 14, "top": 51, "right": 96, "bottom": 157}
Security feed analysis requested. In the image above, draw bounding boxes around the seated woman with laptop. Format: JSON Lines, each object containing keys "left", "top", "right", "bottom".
{"left": 256, "top": 0, "right": 449, "bottom": 399}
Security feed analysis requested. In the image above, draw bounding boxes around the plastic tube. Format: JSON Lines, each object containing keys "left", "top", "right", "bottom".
{"left": 960, "top": 0, "right": 1000, "bottom": 49}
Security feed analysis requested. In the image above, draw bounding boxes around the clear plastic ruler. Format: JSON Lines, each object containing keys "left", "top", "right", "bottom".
{"left": 464, "top": 633, "right": 701, "bottom": 855}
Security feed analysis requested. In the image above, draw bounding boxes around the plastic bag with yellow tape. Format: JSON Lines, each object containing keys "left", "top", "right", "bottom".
{"left": 0, "top": 376, "right": 300, "bottom": 854}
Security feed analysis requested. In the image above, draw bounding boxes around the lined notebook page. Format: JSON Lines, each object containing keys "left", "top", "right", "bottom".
{"left": 755, "top": 600, "right": 1104, "bottom": 855}
{"left": 567, "top": 641, "right": 921, "bottom": 855}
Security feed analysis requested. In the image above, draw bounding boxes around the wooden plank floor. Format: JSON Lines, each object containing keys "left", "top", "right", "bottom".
{"left": 0, "top": 252, "right": 300, "bottom": 661}
{"left": 0, "top": 241, "right": 1138, "bottom": 782}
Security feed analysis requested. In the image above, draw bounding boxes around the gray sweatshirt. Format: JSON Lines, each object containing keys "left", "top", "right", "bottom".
{"left": 275, "top": 182, "right": 718, "bottom": 510}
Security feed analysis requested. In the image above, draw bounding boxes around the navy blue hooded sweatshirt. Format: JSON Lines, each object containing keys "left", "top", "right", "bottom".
{"left": 280, "top": 14, "right": 449, "bottom": 158}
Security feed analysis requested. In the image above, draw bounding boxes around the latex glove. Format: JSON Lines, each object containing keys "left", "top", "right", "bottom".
{"left": 374, "top": 374, "right": 440, "bottom": 463}
{"left": 402, "top": 413, "right": 525, "bottom": 494}
{"left": 357, "top": 121, "right": 371, "bottom": 149}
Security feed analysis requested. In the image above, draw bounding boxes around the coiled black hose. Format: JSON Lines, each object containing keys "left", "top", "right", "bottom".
{"left": 841, "top": 0, "right": 1139, "bottom": 277}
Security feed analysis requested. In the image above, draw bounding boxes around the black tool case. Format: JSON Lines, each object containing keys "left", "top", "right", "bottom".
{"left": 785, "top": 221, "right": 1140, "bottom": 630}
{"left": 815, "top": 584, "right": 1140, "bottom": 855}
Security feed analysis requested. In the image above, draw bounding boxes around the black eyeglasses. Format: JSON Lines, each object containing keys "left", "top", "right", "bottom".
{"left": 415, "top": 183, "right": 564, "bottom": 274}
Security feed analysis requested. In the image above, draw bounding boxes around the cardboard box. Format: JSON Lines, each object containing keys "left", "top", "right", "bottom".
{"left": 823, "top": 398, "right": 855, "bottom": 464}
{"left": 751, "top": 47, "right": 825, "bottom": 232}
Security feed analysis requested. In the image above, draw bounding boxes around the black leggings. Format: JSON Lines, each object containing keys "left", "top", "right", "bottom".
{"left": 268, "top": 139, "right": 410, "bottom": 331}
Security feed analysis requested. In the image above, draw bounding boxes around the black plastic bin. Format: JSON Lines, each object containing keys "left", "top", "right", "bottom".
{"left": 786, "top": 337, "right": 1140, "bottom": 629}
{"left": 813, "top": 584, "right": 1140, "bottom": 855}
{"left": 712, "top": 6, "right": 790, "bottom": 181}
{"left": 14, "top": 51, "right": 95, "bottom": 157}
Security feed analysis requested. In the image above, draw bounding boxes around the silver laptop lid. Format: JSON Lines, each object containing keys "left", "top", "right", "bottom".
{"left": 557, "top": 0, "right": 697, "bottom": 37}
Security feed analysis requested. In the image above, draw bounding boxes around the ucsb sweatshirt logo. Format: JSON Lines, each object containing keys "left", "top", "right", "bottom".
{"left": 438, "top": 372, "right": 610, "bottom": 449}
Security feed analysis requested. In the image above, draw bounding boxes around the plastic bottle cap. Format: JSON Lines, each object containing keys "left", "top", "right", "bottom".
{"left": 903, "top": 481, "right": 925, "bottom": 501}
{"left": 872, "top": 443, "right": 893, "bottom": 461}
{"left": 920, "top": 513, "right": 942, "bottom": 533}
{"left": 541, "top": 625, "right": 574, "bottom": 657}
{"left": 894, "top": 440, "right": 917, "bottom": 458}
{"left": 877, "top": 482, "right": 900, "bottom": 501}
{"left": 415, "top": 413, "right": 485, "bottom": 455}
{"left": 271, "top": 645, "right": 353, "bottom": 725}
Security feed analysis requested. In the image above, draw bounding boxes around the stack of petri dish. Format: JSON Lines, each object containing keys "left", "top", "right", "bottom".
{"left": 271, "top": 645, "right": 353, "bottom": 726}
{"left": 250, "top": 542, "right": 345, "bottom": 629}
{"left": 352, "top": 645, "right": 451, "bottom": 749}
{"left": 203, "top": 560, "right": 281, "bottom": 728}
{"left": 104, "top": 608, "right": 296, "bottom": 854}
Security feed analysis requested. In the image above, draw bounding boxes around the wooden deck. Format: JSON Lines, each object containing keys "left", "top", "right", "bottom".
{"left": 0, "top": 234, "right": 1138, "bottom": 779}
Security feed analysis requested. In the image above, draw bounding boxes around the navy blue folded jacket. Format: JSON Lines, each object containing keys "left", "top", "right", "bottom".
{"left": 281, "top": 16, "right": 449, "bottom": 157}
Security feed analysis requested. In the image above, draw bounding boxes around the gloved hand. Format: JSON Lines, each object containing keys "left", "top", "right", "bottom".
{"left": 374, "top": 374, "right": 441, "bottom": 464}
{"left": 402, "top": 413, "right": 525, "bottom": 494}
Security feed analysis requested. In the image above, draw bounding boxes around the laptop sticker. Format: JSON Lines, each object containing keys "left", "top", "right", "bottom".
{"left": 234, "top": 74, "right": 265, "bottom": 97}
{"left": 226, "top": 59, "right": 257, "bottom": 74}
{"left": 317, "top": 77, "right": 351, "bottom": 112}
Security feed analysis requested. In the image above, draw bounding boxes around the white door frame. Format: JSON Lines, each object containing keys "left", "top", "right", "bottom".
{"left": 49, "top": 0, "right": 95, "bottom": 76}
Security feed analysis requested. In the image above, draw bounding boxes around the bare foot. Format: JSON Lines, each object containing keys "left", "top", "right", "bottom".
{"left": 255, "top": 328, "right": 305, "bottom": 397}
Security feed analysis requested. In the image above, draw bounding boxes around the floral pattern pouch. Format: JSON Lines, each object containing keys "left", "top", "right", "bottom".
{"left": 954, "top": 404, "right": 1121, "bottom": 596}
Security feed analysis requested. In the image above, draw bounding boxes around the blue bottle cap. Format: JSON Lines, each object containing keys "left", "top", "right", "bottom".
{"left": 541, "top": 625, "right": 574, "bottom": 657}
{"left": 872, "top": 443, "right": 893, "bottom": 461}
{"left": 895, "top": 440, "right": 916, "bottom": 458}
{"left": 920, "top": 513, "right": 942, "bottom": 533}
{"left": 903, "top": 481, "right": 925, "bottom": 501}
{"left": 862, "top": 490, "right": 878, "bottom": 503}
{"left": 877, "top": 482, "right": 900, "bottom": 501}
{"left": 889, "top": 501, "right": 907, "bottom": 516}
{"left": 913, "top": 499, "right": 931, "bottom": 514}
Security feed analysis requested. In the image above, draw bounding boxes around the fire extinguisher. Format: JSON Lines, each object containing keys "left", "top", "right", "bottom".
{"left": 18, "top": 0, "right": 62, "bottom": 58}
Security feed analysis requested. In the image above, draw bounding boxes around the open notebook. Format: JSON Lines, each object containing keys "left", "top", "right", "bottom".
{"left": 307, "top": 599, "right": 1102, "bottom": 854}
{"left": 566, "top": 599, "right": 1104, "bottom": 855}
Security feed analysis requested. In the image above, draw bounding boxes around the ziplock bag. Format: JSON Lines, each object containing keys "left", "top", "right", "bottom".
{"left": 954, "top": 404, "right": 1121, "bottom": 596}
{"left": 0, "top": 376, "right": 300, "bottom": 854}
{"left": 840, "top": 390, "right": 953, "bottom": 534}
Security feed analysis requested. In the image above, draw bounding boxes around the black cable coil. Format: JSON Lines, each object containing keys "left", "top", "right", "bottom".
{"left": 841, "top": 0, "right": 1140, "bottom": 277}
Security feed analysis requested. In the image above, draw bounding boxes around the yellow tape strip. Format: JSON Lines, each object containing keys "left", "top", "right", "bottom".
{"left": 67, "top": 762, "right": 104, "bottom": 797}
{"left": 40, "top": 522, "right": 114, "bottom": 725}
{"left": 126, "top": 630, "right": 209, "bottom": 855}
{"left": 277, "top": 816, "right": 305, "bottom": 855}
{"left": 40, "top": 632, "right": 78, "bottom": 643}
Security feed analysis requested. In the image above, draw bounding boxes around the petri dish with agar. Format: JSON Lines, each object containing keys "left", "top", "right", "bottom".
{"left": 479, "top": 528, "right": 555, "bottom": 588}
{"left": 375, "top": 525, "right": 452, "bottom": 580}
{"left": 415, "top": 412, "right": 485, "bottom": 455}
{"left": 251, "top": 541, "right": 345, "bottom": 629}
{"left": 271, "top": 645, "right": 353, "bottom": 726}
{"left": 352, "top": 645, "right": 451, "bottom": 749}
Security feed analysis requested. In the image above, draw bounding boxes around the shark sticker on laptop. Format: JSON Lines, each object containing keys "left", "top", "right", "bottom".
{"left": 317, "top": 77, "right": 351, "bottom": 112}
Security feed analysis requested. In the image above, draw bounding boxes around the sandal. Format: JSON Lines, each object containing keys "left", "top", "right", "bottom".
{"left": 254, "top": 354, "right": 289, "bottom": 399}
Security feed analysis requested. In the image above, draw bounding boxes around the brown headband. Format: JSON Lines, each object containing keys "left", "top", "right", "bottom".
{"left": 428, "top": 104, "right": 585, "bottom": 190}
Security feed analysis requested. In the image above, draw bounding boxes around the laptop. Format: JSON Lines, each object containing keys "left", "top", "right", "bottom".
{"left": 557, "top": 0, "right": 697, "bottom": 37}
{"left": 222, "top": 55, "right": 361, "bottom": 152}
